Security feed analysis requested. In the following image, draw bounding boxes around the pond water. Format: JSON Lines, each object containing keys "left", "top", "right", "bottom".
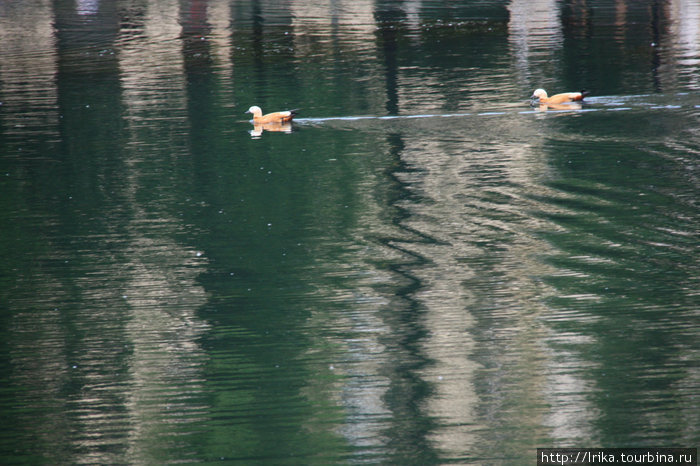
{"left": 0, "top": 0, "right": 698, "bottom": 464}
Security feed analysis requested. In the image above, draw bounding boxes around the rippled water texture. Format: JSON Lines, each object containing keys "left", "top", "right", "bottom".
{"left": 0, "top": 0, "right": 698, "bottom": 464}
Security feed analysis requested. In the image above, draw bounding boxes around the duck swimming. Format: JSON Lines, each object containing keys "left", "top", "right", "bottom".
{"left": 245, "top": 106, "right": 298, "bottom": 124}
{"left": 531, "top": 89, "right": 590, "bottom": 105}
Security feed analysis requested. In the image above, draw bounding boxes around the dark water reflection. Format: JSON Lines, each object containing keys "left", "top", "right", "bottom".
{"left": 1, "top": 0, "right": 698, "bottom": 464}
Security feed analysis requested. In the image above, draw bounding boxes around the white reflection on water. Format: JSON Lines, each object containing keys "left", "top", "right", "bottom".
{"left": 0, "top": 0, "right": 58, "bottom": 146}
{"left": 122, "top": 237, "right": 210, "bottom": 464}
{"left": 668, "top": 0, "right": 700, "bottom": 89}
{"left": 508, "top": 0, "right": 562, "bottom": 85}
{"left": 0, "top": 0, "right": 65, "bottom": 458}
{"left": 118, "top": 1, "right": 211, "bottom": 462}
{"left": 119, "top": 0, "right": 186, "bottom": 119}
{"left": 387, "top": 112, "right": 564, "bottom": 457}
{"left": 543, "top": 333, "right": 600, "bottom": 445}
{"left": 76, "top": 0, "right": 99, "bottom": 16}
{"left": 291, "top": 0, "right": 375, "bottom": 35}
{"left": 1, "top": 0, "right": 213, "bottom": 463}
{"left": 303, "top": 198, "right": 399, "bottom": 456}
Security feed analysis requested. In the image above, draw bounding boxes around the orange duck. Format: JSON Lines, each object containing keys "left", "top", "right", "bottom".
{"left": 245, "top": 106, "right": 298, "bottom": 124}
{"left": 531, "top": 88, "right": 590, "bottom": 105}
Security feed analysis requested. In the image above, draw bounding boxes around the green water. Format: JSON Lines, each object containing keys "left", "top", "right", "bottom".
{"left": 0, "top": 0, "right": 698, "bottom": 464}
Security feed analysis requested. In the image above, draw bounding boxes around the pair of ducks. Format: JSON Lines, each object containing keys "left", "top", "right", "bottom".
{"left": 246, "top": 88, "right": 589, "bottom": 127}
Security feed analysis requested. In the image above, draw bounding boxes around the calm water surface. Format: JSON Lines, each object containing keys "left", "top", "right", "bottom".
{"left": 0, "top": 0, "right": 698, "bottom": 464}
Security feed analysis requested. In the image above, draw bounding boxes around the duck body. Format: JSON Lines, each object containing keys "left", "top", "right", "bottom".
{"left": 246, "top": 106, "right": 298, "bottom": 124}
{"left": 531, "top": 88, "right": 590, "bottom": 104}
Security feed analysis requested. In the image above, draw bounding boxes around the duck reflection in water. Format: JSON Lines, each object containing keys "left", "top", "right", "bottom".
{"left": 534, "top": 101, "right": 583, "bottom": 112}
{"left": 249, "top": 121, "right": 294, "bottom": 138}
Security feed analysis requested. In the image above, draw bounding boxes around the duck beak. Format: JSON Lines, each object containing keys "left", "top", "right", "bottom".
{"left": 244, "top": 110, "right": 250, "bottom": 114}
